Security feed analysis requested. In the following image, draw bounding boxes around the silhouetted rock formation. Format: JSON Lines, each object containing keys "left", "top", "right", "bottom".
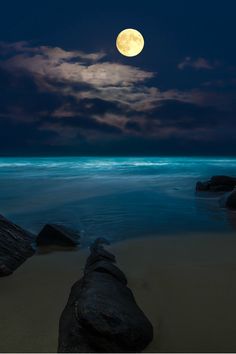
{"left": 36, "top": 224, "right": 80, "bottom": 246}
{"left": 226, "top": 189, "right": 236, "bottom": 209}
{"left": 0, "top": 215, "right": 34, "bottom": 276}
{"left": 58, "top": 238, "right": 153, "bottom": 353}
{"left": 196, "top": 175, "right": 236, "bottom": 192}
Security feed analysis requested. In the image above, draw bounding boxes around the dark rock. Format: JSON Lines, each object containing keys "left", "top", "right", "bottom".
{"left": 209, "top": 184, "right": 233, "bottom": 192}
{"left": 58, "top": 239, "right": 153, "bottom": 353}
{"left": 86, "top": 247, "right": 116, "bottom": 267}
{"left": 210, "top": 175, "right": 236, "bottom": 187}
{"left": 196, "top": 175, "right": 236, "bottom": 192}
{"left": 0, "top": 215, "right": 35, "bottom": 276}
{"left": 90, "top": 237, "right": 110, "bottom": 249}
{"left": 196, "top": 181, "right": 210, "bottom": 191}
{"left": 85, "top": 260, "right": 127, "bottom": 285}
{"left": 36, "top": 224, "right": 80, "bottom": 246}
{"left": 85, "top": 237, "right": 115, "bottom": 267}
{"left": 226, "top": 189, "right": 236, "bottom": 209}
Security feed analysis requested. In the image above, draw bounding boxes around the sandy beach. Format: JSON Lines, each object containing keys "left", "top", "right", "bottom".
{"left": 1, "top": 233, "right": 236, "bottom": 353}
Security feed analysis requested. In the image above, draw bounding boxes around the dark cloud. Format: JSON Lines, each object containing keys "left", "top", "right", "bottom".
{"left": 0, "top": 40, "right": 236, "bottom": 154}
{"left": 178, "top": 57, "right": 218, "bottom": 71}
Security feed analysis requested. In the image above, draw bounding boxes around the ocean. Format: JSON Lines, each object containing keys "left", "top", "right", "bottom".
{"left": 0, "top": 156, "right": 236, "bottom": 245}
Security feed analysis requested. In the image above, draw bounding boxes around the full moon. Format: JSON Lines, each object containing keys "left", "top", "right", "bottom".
{"left": 116, "top": 28, "right": 144, "bottom": 57}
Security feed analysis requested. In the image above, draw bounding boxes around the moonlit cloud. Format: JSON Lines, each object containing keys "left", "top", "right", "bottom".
{"left": 0, "top": 41, "right": 201, "bottom": 114}
{"left": 0, "top": 42, "right": 153, "bottom": 87}
{"left": 0, "top": 41, "right": 106, "bottom": 62}
{"left": 0, "top": 41, "right": 233, "bottom": 148}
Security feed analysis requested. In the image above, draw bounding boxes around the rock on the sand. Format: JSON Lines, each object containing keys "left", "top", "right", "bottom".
{"left": 196, "top": 175, "right": 236, "bottom": 192}
{"left": 226, "top": 189, "right": 236, "bottom": 209}
{"left": 36, "top": 224, "right": 80, "bottom": 246}
{"left": 0, "top": 215, "right": 35, "bottom": 276}
{"left": 58, "top": 238, "right": 153, "bottom": 353}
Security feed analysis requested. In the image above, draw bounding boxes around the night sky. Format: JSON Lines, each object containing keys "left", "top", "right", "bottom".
{"left": 0, "top": 0, "right": 236, "bottom": 156}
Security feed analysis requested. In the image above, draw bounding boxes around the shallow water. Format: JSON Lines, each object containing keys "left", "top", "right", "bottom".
{"left": 0, "top": 156, "right": 236, "bottom": 245}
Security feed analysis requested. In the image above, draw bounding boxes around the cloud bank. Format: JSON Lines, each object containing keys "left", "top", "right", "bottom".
{"left": 0, "top": 41, "right": 234, "bottom": 153}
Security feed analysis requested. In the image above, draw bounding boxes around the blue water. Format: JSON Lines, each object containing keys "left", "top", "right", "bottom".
{"left": 0, "top": 156, "right": 236, "bottom": 245}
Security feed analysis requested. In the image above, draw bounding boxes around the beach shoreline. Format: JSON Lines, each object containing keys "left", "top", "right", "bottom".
{"left": 1, "top": 233, "right": 236, "bottom": 352}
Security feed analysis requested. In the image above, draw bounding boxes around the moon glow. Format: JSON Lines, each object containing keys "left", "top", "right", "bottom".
{"left": 116, "top": 28, "right": 144, "bottom": 57}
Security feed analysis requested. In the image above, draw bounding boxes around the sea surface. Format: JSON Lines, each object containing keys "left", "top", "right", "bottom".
{"left": 0, "top": 156, "right": 236, "bottom": 245}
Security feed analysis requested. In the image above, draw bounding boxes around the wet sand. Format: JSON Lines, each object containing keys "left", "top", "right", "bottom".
{"left": 1, "top": 234, "right": 236, "bottom": 352}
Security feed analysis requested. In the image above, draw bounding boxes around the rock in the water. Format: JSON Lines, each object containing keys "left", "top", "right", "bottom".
{"left": 36, "top": 224, "right": 80, "bottom": 246}
{"left": 196, "top": 181, "right": 210, "bottom": 191}
{"left": 0, "top": 215, "right": 35, "bottom": 276}
{"left": 226, "top": 189, "right": 236, "bottom": 209}
{"left": 196, "top": 175, "right": 236, "bottom": 192}
{"left": 58, "top": 239, "right": 153, "bottom": 353}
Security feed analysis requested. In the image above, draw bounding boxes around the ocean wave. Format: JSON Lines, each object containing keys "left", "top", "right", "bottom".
{"left": 0, "top": 157, "right": 236, "bottom": 170}
{"left": 0, "top": 163, "right": 32, "bottom": 167}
